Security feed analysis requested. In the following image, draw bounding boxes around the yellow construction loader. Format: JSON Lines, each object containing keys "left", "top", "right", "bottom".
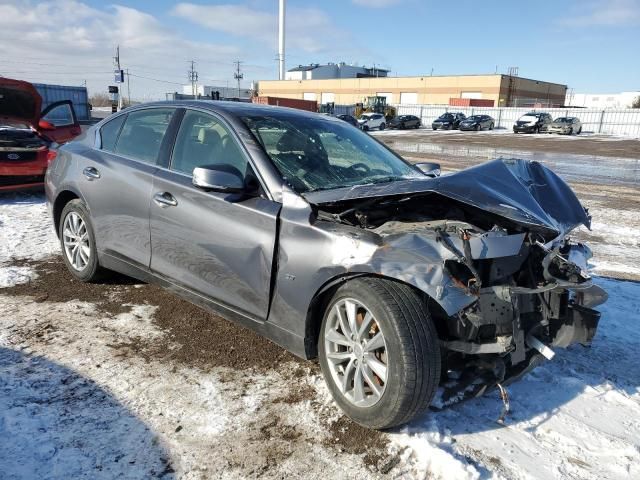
{"left": 354, "top": 96, "right": 396, "bottom": 121}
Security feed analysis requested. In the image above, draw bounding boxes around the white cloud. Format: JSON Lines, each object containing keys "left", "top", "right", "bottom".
{"left": 560, "top": 0, "right": 640, "bottom": 26}
{"left": 0, "top": 1, "right": 249, "bottom": 99}
{"left": 172, "top": 2, "right": 353, "bottom": 54}
{"left": 351, "top": 0, "right": 403, "bottom": 7}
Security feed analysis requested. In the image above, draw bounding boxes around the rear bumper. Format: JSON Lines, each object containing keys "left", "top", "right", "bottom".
{"left": 0, "top": 176, "right": 45, "bottom": 192}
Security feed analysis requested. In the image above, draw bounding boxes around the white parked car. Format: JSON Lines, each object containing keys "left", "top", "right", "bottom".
{"left": 358, "top": 113, "right": 386, "bottom": 131}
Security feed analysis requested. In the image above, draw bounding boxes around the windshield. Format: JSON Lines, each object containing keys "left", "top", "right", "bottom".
{"left": 241, "top": 113, "right": 423, "bottom": 193}
{"left": 466, "top": 115, "right": 482, "bottom": 121}
{"left": 437, "top": 114, "right": 453, "bottom": 120}
{"left": 554, "top": 117, "right": 571, "bottom": 123}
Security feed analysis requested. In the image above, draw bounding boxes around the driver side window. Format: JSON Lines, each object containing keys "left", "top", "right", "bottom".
{"left": 171, "top": 110, "right": 248, "bottom": 177}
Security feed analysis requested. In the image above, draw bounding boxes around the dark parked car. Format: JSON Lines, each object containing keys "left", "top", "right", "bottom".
{"left": 388, "top": 115, "right": 421, "bottom": 129}
{"left": 1, "top": 77, "right": 81, "bottom": 192}
{"left": 431, "top": 112, "right": 465, "bottom": 130}
{"left": 46, "top": 101, "right": 606, "bottom": 430}
{"left": 546, "top": 117, "right": 582, "bottom": 135}
{"left": 459, "top": 115, "right": 495, "bottom": 131}
{"left": 513, "top": 112, "right": 553, "bottom": 133}
{"left": 336, "top": 114, "right": 358, "bottom": 127}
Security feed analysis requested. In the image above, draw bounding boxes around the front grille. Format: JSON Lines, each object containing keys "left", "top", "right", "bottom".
{"left": 0, "top": 175, "right": 44, "bottom": 187}
{"left": 0, "top": 151, "right": 39, "bottom": 161}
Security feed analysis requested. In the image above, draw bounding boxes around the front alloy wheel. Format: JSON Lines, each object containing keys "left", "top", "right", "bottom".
{"left": 318, "top": 278, "right": 441, "bottom": 429}
{"left": 323, "top": 298, "right": 388, "bottom": 407}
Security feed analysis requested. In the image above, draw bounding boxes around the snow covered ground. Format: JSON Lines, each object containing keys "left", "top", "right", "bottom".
{"left": 1, "top": 192, "right": 639, "bottom": 479}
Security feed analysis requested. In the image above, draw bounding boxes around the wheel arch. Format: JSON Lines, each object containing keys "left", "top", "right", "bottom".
{"left": 52, "top": 188, "right": 84, "bottom": 237}
{"left": 303, "top": 272, "right": 450, "bottom": 359}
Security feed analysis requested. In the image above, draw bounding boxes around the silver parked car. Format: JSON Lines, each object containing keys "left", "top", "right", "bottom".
{"left": 546, "top": 117, "right": 582, "bottom": 135}
{"left": 46, "top": 101, "right": 606, "bottom": 429}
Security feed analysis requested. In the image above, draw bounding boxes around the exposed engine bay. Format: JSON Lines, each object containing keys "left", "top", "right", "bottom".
{"left": 308, "top": 159, "right": 608, "bottom": 405}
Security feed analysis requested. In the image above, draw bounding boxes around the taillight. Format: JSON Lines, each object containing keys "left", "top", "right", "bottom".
{"left": 46, "top": 149, "right": 58, "bottom": 165}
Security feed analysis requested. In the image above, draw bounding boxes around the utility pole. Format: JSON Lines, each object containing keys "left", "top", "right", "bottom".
{"left": 278, "top": 0, "right": 286, "bottom": 80}
{"left": 234, "top": 60, "right": 244, "bottom": 99}
{"left": 114, "top": 45, "right": 122, "bottom": 110}
{"left": 188, "top": 60, "right": 198, "bottom": 99}
{"left": 126, "top": 68, "right": 131, "bottom": 105}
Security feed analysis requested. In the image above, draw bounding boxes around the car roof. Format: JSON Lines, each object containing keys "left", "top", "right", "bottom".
{"left": 125, "top": 100, "right": 324, "bottom": 121}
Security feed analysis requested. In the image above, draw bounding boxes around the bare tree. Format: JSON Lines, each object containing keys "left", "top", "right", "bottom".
{"left": 632, "top": 96, "right": 640, "bottom": 108}
{"left": 89, "top": 93, "right": 111, "bottom": 107}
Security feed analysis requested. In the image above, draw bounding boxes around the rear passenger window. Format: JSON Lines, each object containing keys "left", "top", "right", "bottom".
{"left": 171, "top": 110, "right": 248, "bottom": 177}
{"left": 99, "top": 114, "right": 126, "bottom": 152}
{"left": 114, "top": 108, "right": 174, "bottom": 164}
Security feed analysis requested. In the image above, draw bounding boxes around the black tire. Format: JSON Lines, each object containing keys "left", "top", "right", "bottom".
{"left": 489, "top": 123, "right": 494, "bottom": 130}
{"left": 576, "top": 127, "right": 582, "bottom": 135}
{"left": 363, "top": 125, "right": 369, "bottom": 132}
{"left": 432, "top": 126, "right": 437, "bottom": 131}
{"left": 379, "top": 123, "right": 385, "bottom": 131}
{"left": 59, "top": 199, "right": 107, "bottom": 282}
{"left": 475, "top": 124, "right": 481, "bottom": 131}
{"left": 318, "top": 277, "right": 441, "bottom": 430}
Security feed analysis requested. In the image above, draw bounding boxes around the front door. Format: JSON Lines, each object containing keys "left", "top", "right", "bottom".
{"left": 149, "top": 109, "right": 280, "bottom": 320}
{"left": 40, "top": 100, "right": 81, "bottom": 143}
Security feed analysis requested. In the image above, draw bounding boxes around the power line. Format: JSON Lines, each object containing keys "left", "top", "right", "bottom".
{"left": 127, "top": 73, "right": 184, "bottom": 85}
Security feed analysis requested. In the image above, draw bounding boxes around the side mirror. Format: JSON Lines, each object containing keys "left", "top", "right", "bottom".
{"left": 192, "top": 166, "right": 245, "bottom": 193}
{"left": 415, "top": 162, "right": 441, "bottom": 178}
{"left": 38, "top": 119, "right": 56, "bottom": 130}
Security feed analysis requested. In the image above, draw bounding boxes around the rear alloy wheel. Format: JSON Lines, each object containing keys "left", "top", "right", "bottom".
{"left": 475, "top": 124, "right": 481, "bottom": 131}
{"left": 318, "top": 278, "right": 441, "bottom": 429}
{"left": 489, "top": 123, "right": 494, "bottom": 130}
{"left": 59, "top": 199, "right": 105, "bottom": 282}
{"left": 379, "top": 123, "right": 386, "bottom": 131}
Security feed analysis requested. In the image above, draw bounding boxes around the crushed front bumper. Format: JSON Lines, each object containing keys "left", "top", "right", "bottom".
{"left": 436, "top": 241, "right": 606, "bottom": 406}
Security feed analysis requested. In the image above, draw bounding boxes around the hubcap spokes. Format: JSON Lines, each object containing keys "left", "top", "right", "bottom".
{"left": 62, "top": 212, "right": 90, "bottom": 271}
{"left": 324, "top": 298, "right": 388, "bottom": 407}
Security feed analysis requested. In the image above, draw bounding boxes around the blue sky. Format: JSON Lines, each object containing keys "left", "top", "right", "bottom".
{"left": 1, "top": 0, "right": 638, "bottom": 97}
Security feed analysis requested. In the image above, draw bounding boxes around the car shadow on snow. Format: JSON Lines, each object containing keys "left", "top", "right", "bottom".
{"left": 0, "top": 347, "right": 174, "bottom": 479}
{"left": 407, "top": 277, "right": 640, "bottom": 439}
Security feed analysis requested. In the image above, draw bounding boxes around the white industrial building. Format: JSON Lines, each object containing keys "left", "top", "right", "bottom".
{"left": 566, "top": 91, "right": 640, "bottom": 109}
{"left": 285, "top": 62, "right": 389, "bottom": 81}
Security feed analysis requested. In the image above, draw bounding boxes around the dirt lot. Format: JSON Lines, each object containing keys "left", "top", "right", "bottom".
{"left": 1, "top": 131, "right": 639, "bottom": 479}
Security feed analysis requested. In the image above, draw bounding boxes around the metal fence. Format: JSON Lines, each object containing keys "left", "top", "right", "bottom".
{"left": 391, "top": 104, "right": 640, "bottom": 137}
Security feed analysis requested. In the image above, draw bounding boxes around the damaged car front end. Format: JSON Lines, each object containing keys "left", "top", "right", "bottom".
{"left": 301, "top": 158, "right": 607, "bottom": 407}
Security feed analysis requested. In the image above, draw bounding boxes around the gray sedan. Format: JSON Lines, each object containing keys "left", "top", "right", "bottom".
{"left": 546, "top": 117, "right": 582, "bottom": 135}
{"left": 46, "top": 101, "right": 606, "bottom": 429}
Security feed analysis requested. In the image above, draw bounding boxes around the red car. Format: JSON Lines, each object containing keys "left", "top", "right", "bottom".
{"left": 1, "top": 78, "right": 81, "bottom": 192}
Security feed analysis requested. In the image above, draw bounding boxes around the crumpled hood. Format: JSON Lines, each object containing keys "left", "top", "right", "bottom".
{"left": 304, "top": 158, "right": 590, "bottom": 237}
{"left": 0, "top": 78, "right": 42, "bottom": 128}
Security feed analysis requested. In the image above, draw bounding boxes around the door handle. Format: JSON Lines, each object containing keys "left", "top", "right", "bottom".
{"left": 83, "top": 166, "right": 100, "bottom": 180}
{"left": 153, "top": 192, "right": 178, "bottom": 208}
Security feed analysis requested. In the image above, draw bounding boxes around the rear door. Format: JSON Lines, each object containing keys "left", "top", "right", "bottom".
{"left": 79, "top": 107, "right": 178, "bottom": 269}
{"left": 40, "top": 100, "right": 81, "bottom": 143}
{"left": 149, "top": 108, "right": 280, "bottom": 320}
